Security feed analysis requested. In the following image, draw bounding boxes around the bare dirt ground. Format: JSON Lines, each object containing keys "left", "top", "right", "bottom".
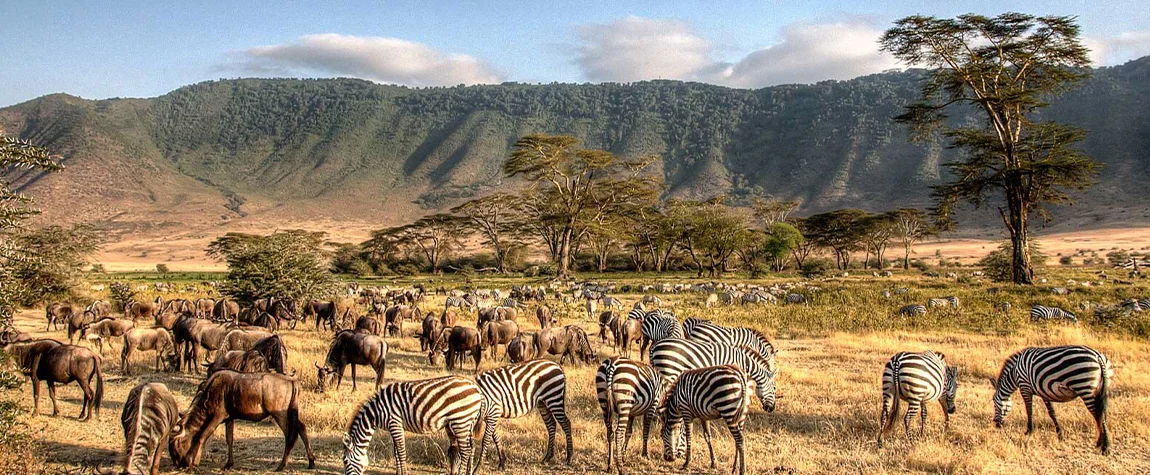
{"left": 4, "top": 287, "right": 1150, "bottom": 475}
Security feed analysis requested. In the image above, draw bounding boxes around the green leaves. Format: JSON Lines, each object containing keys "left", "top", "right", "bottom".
{"left": 207, "top": 230, "right": 337, "bottom": 303}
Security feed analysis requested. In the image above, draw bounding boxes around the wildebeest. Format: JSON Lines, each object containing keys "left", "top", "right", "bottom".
{"left": 417, "top": 312, "right": 444, "bottom": 352}
{"left": 121, "top": 327, "right": 175, "bottom": 375}
{"left": 480, "top": 320, "right": 519, "bottom": 361}
{"left": 304, "top": 300, "right": 339, "bottom": 331}
{"left": 535, "top": 325, "right": 596, "bottom": 366}
{"left": 6, "top": 339, "right": 104, "bottom": 420}
{"left": 126, "top": 298, "right": 161, "bottom": 324}
{"left": 169, "top": 371, "right": 315, "bottom": 471}
{"left": 220, "top": 328, "right": 274, "bottom": 353}
{"left": 194, "top": 298, "right": 215, "bottom": 319}
{"left": 152, "top": 308, "right": 183, "bottom": 331}
{"left": 211, "top": 299, "right": 240, "bottom": 323}
{"left": 255, "top": 298, "right": 300, "bottom": 329}
{"left": 86, "top": 300, "right": 113, "bottom": 318}
{"left": 507, "top": 332, "right": 538, "bottom": 363}
{"left": 46, "top": 302, "right": 75, "bottom": 332}
{"left": 204, "top": 335, "right": 287, "bottom": 375}
{"left": 315, "top": 330, "right": 388, "bottom": 392}
{"left": 79, "top": 317, "right": 134, "bottom": 355}
{"left": 237, "top": 308, "right": 279, "bottom": 332}
{"left": 0, "top": 325, "right": 32, "bottom": 345}
{"left": 430, "top": 326, "right": 483, "bottom": 372}
{"left": 171, "top": 317, "right": 231, "bottom": 374}
{"left": 66, "top": 309, "right": 97, "bottom": 344}
{"left": 354, "top": 315, "right": 384, "bottom": 336}
{"left": 120, "top": 382, "right": 179, "bottom": 475}
{"left": 384, "top": 304, "right": 420, "bottom": 337}
{"left": 600, "top": 312, "right": 642, "bottom": 358}
{"left": 537, "top": 306, "right": 557, "bottom": 329}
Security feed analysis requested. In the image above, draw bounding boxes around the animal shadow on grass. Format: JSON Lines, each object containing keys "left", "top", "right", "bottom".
{"left": 179, "top": 434, "right": 345, "bottom": 473}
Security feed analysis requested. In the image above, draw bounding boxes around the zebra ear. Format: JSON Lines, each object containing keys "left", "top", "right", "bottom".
{"left": 987, "top": 377, "right": 996, "bottom": 388}
{"left": 936, "top": 352, "right": 946, "bottom": 361}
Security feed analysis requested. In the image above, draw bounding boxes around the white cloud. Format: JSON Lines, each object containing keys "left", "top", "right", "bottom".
{"left": 1086, "top": 31, "right": 1150, "bottom": 65}
{"left": 574, "top": 17, "right": 717, "bottom": 82}
{"left": 571, "top": 17, "right": 898, "bottom": 88}
{"left": 236, "top": 34, "right": 502, "bottom": 87}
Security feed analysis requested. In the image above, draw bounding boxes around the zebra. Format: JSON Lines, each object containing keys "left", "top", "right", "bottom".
{"left": 784, "top": 293, "right": 807, "bottom": 305}
{"left": 681, "top": 317, "right": 777, "bottom": 371}
{"left": 1030, "top": 305, "right": 1078, "bottom": 323}
{"left": 639, "top": 310, "right": 683, "bottom": 359}
{"left": 877, "top": 351, "right": 958, "bottom": 446}
{"left": 995, "top": 302, "right": 1013, "bottom": 313}
{"left": 1051, "top": 287, "right": 1071, "bottom": 296}
{"left": 601, "top": 295, "right": 624, "bottom": 310}
{"left": 595, "top": 357, "right": 669, "bottom": 475}
{"left": 640, "top": 295, "right": 662, "bottom": 308}
{"left": 896, "top": 304, "right": 927, "bottom": 317}
{"left": 445, "top": 296, "right": 472, "bottom": 311}
{"left": 499, "top": 297, "right": 521, "bottom": 309}
{"left": 342, "top": 375, "right": 485, "bottom": 475}
{"left": 927, "top": 297, "right": 957, "bottom": 309}
{"left": 720, "top": 291, "right": 742, "bottom": 306}
{"left": 650, "top": 339, "right": 776, "bottom": 413}
{"left": 991, "top": 345, "right": 1112, "bottom": 454}
{"left": 585, "top": 299, "right": 598, "bottom": 320}
{"left": 1121, "top": 298, "right": 1149, "bottom": 312}
{"left": 473, "top": 359, "right": 573, "bottom": 470}
{"left": 660, "top": 365, "right": 753, "bottom": 475}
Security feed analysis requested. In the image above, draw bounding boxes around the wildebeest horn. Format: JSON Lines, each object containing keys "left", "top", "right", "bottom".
{"left": 314, "top": 362, "right": 322, "bottom": 370}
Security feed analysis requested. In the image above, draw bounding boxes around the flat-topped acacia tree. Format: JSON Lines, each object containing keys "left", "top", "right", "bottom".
{"left": 881, "top": 13, "right": 1097, "bottom": 284}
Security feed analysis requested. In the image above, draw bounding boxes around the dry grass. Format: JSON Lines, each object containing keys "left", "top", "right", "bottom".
{"left": 3, "top": 276, "right": 1150, "bottom": 475}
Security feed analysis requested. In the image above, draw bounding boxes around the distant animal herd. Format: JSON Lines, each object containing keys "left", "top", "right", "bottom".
{"left": 1, "top": 278, "right": 1139, "bottom": 474}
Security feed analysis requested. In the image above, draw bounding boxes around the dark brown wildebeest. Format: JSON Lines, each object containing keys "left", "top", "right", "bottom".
{"left": 442, "top": 308, "right": 459, "bottom": 326}
{"left": 86, "top": 300, "right": 113, "bottom": 318}
{"left": 480, "top": 320, "right": 519, "bottom": 361}
{"left": 171, "top": 317, "right": 227, "bottom": 373}
{"left": 303, "top": 300, "right": 339, "bottom": 331}
{"left": 169, "top": 370, "right": 315, "bottom": 471}
{"left": 120, "top": 382, "right": 179, "bottom": 475}
{"left": 315, "top": 330, "right": 387, "bottom": 392}
{"left": 597, "top": 310, "right": 619, "bottom": 344}
{"left": 417, "top": 312, "right": 444, "bottom": 351}
{"left": 220, "top": 328, "right": 274, "bottom": 353}
{"left": 125, "top": 298, "right": 160, "bottom": 324}
{"left": 354, "top": 315, "right": 383, "bottom": 336}
{"left": 534, "top": 325, "right": 596, "bottom": 366}
{"left": 194, "top": 298, "right": 215, "bottom": 318}
{"left": 66, "top": 309, "right": 98, "bottom": 344}
{"left": 153, "top": 308, "right": 183, "bottom": 331}
{"left": 0, "top": 325, "right": 32, "bottom": 345}
{"left": 46, "top": 302, "right": 75, "bottom": 332}
{"left": 79, "top": 317, "right": 134, "bottom": 355}
{"left": 121, "top": 327, "right": 175, "bottom": 375}
{"left": 384, "top": 304, "right": 420, "bottom": 337}
{"left": 430, "top": 326, "right": 483, "bottom": 372}
{"left": 614, "top": 315, "right": 643, "bottom": 359}
{"left": 204, "top": 350, "right": 268, "bottom": 375}
{"left": 163, "top": 299, "right": 194, "bottom": 316}
{"left": 254, "top": 298, "right": 299, "bottom": 329}
{"left": 6, "top": 340, "right": 104, "bottom": 420}
{"left": 476, "top": 307, "right": 498, "bottom": 328}
{"left": 537, "top": 306, "right": 557, "bottom": 329}
{"left": 507, "top": 332, "right": 538, "bottom": 363}
{"left": 211, "top": 299, "right": 240, "bottom": 323}
{"left": 237, "top": 308, "right": 279, "bottom": 333}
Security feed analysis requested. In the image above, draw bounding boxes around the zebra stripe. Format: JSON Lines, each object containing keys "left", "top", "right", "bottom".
{"left": 474, "top": 360, "right": 572, "bottom": 470}
{"left": 660, "top": 365, "right": 753, "bottom": 475}
{"left": 640, "top": 310, "right": 683, "bottom": 358}
{"left": 640, "top": 295, "right": 662, "bottom": 307}
{"left": 784, "top": 293, "right": 806, "bottom": 304}
{"left": 445, "top": 296, "right": 471, "bottom": 310}
{"left": 342, "top": 375, "right": 485, "bottom": 475}
{"left": 122, "top": 382, "right": 179, "bottom": 475}
{"left": 595, "top": 357, "right": 668, "bottom": 474}
{"left": 1030, "top": 305, "right": 1078, "bottom": 323}
{"left": 682, "top": 317, "right": 777, "bottom": 372}
{"left": 897, "top": 305, "right": 927, "bottom": 317}
{"left": 650, "top": 338, "right": 776, "bottom": 413}
{"left": 1121, "top": 298, "right": 1149, "bottom": 312}
{"left": 991, "top": 345, "right": 1112, "bottom": 454}
{"left": 877, "top": 351, "right": 958, "bottom": 445}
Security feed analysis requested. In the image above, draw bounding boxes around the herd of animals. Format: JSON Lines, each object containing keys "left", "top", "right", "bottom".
{"left": 0, "top": 279, "right": 1138, "bottom": 475}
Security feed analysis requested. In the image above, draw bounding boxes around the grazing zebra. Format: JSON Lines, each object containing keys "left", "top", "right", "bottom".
{"left": 601, "top": 295, "right": 624, "bottom": 310}
{"left": 991, "top": 345, "right": 1112, "bottom": 454}
{"left": 880, "top": 289, "right": 892, "bottom": 299}
{"left": 445, "top": 296, "right": 471, "bottom": 311}
{"left": 1030, "top": 305, "right": 1078, "bottom": 323}
{"left": 342, "top": 375, "right": 485, "bottom": 475}
{"left": 897, "top": 304, "right": 927, "bottom": 317}
{"left": 595, "top": 357, "right": 669, "bottom": 475}
{"left": 500, "top": 297, "right": 522, "bottom": 309}
{"left": 784, "top": 293, "right": 806, "bottom": 305}
{"left": 641, "top": 295, "right": 662, "bottom": 308}
{"left": 927, "top": 297, "right": 957, "bottom": 309}
{"left": 660, "top": 365, "right": 753, "bottom": 475}
{"left": 639, "top": 310, "right": 683, "bottom": 359}
{"left": 877, "top": 351, "right": 958, "bottom": 446}
{"left": 1121, "top": 298, "right": 1149, "bottom": 312}
{"left": 473, "top": 360, "right": 573, "bottom": 470}
{"left": 996, "top": 302, "right": 1013, "bottom": 313}
{"left": 720, "top": 291, "right": 742, "bottom": 306}
{"left": 650, "top": 339, "right": 776, "bottom": 413}
{"left": 1051, "top": 287, "right": 1070, "bottom": 296}
{"left": 682, "top": 318, "right": 777, "bottom": 371}
{"left": 895, "top": 288, "right": 909, "bottom": 295}
{"left": 740, "top": 292, "right": 775, "bottom": 305}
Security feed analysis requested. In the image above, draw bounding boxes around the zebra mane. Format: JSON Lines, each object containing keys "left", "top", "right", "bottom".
{"left": 742, "top": 327, "right": 773, "bottom": 348}
{"left": 737, "top": 346, "right": 774, "bottom": 377}
{"left": 994, "top": 351, "right": 1022, "bottom": 388}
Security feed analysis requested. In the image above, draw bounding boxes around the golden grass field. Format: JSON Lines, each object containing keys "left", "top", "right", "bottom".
{"left": 3, "top": 271, "right": 1150, "bottom": 475}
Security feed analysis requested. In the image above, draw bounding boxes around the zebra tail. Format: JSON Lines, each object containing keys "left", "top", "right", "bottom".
{"left": 881, "top": 361, "right": 900, "bottom": 434}
{"left": 1096, "top": 357, "right": 1112, "bottom": 420}
{"left": 604, "top": 361, "right": 618, "bottom": 416}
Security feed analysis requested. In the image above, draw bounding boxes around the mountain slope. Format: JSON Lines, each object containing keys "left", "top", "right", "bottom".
{"left": 3, "top": 58, "right": 1150, "bottom": 241}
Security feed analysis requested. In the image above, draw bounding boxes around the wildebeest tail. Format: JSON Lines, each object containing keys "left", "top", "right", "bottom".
{"left": 94, "top": 355, "right": 105, "bottom": 420}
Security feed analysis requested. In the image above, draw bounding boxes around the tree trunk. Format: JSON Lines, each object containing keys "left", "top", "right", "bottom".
{"left": 1003, "top": 183, "right": 1034, "bottom": 285}
{"left": 903, "top": 244, "right": 911, "bottom": 270}
{"left": 557, "top": 228, "right": 574, "bottom": 279}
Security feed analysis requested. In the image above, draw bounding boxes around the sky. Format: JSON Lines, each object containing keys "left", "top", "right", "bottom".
{"left": 3, "top": 0, "right": 1150, "bottom": 107}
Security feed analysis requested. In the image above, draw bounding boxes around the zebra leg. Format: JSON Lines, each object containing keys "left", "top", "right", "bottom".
{"left": 681, "top": 418, "right": 693, "bottom": 470}
{"left": 622, "top": 414, "right": 635, "bottom": 454}
{"left": 1021, "top": 391, "right": 1035, "bottom": 435}
{"left": 387, "top": 418, "right": 408, "bottom": 475}
{"left": 903, "top": 401, "right": 920, "bottom": 440}
{"left": 919, "top": 404, "right": 927, "bottom": 437}
{"left": 540, "top": 407, "right": 557, "bottom": 463}
{"left": 1043, "top": 400, "right": 1063, "bottom": 440}
{"left": 730, "top": 424, "right": 745, "bottom": 475}
{"left": 878, "top": 392, "right": 893, "bottom": 446}
{"left": 1083, "top": 393, "right": 1110, "bottom": 454}
{"left": 701, "top": 421, "right": 715, "bottom": 469}
{"left": 642, "top": 412, "right": 654, "bottom": 459}
{"left": 614, "top": 415, "right": 629, "bottom": 475}
{"left": 940, "top": 400, "right": 950, "bottom": 433}
{"left": 603, "top": 409, "right": 614, "bottom": 472}
{"left": 548, "top": 402, "right": 574, "bottom": 464}
{"left": 455, "top": 424, "right": 474, "bottom": 475}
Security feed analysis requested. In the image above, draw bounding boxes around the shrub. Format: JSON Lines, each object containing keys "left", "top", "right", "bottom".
{"left": 395, "top": 263, "right": 421, "bottom": 277}
{"left": 800, "top": 259, "right": 832, "bottom": 278}
{"left": 89, "top": 263, "right": 106, "bottom": 273}
{"left": 978, "top": 241, "right": 1048, "bottom": 282}
{"left": 910, "top": 260, "right": 931, "bottom": 272}
{"left": 109, "top": 282, "right": 136, "bottom": 311}
{"left": 156, "top": 263, "right": 170, "bottom": 274}
{"left": 206, "top": 230, "right": 339, "bottom": 303}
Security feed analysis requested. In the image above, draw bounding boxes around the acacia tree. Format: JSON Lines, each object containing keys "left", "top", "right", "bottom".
{"left": 861, "top": 212, "right": 897, "bottom": 269}
{"left": 892, "top": 208, "right": 932, "bottom": 269}
{"left": 764, "top": 222, "right": 804, "bottom": 271}
{"left": 678, "top": 199, "right": 751, "bottom": 278}
{"left": 386, "top": 214, "right": 462, "bottom": 274}
{"left": 206, "top": 230, "right": 337, "bottom": 304}
{"left": 0, "top": 135, "right": 67, "bottom": 316}
{"left": 504, "top": 134, "right": 659, "bottom": 279}
{"left": 804, "top": 209, "right": 871, "bottom": 270}
{"left": 881, "top": 13, "right": 1097, "bottom": 284}
{"left": 451, "top": 193, "right": 525, "bottom": 274}
{"left": 752, "top": 197, "right": 800, "bottom": 228}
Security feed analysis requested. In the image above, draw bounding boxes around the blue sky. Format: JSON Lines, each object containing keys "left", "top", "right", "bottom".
{"left": 3, "top": 0, "right": 1149, "bottom": 107}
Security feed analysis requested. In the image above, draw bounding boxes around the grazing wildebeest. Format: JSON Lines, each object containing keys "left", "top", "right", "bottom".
{"left": 120, "top": 382, "right": 179, "bottom": 475}
{"left": 121, "top": 327, "right": 175, "bottom": 375}
{"left": 86, "top": 300, "right": 113, "bottom": 318}
{"left": 211, "top": 299, "right": 240, "bottom": 323}
{"left": 238, "top": 308, "right": 279, "bottom": 332}
{"left": 598, "top": 311, "right": 619, "bottom": 344}
{"left": 534, "top": 325, "right": 597, "bottom": 366}
{"left": 169, "top": 371, "right": 315, "bottom": 471}
{"left": 384, "top": 304, "right": 420, "bottom": 338}
{"left": 203, "top": 335, "right": 286, "bottom": 375}
{"left": 430, "top": 326, "right": 483, "bottom": 372}
{"left": 304, "top": 300, "right": 339, "bottom": 331}
{"left": 46, "top": 302, "right": 75, "bottom": 332}
{"left": 0, "top": 325, "right": 32, "bottom": 345}
{"left": 6, "top": 340, "right": 103, "bottom": 420}
{"left": 66, "top": 309, "right": 97, "bottom": 344}
{"left": 255, "top": 298, "right": 299, "bottom": 329}
{"left": 441, "top": 308, "right": 459, "bottom": 327}
{"left": 171, "top": 317, "right": 230, "bottom": 374}
{"left": 194, "top": 298, "right": 215, "bottom": 319}
{"left": 79, "top": 317, "right": 134, "bottom": 355}
{"left": 507, "top": 332, "right": 538, "bottom": 363}
{"left": 417, "top": 312, "right": 444, "bottom": 351}
{"left": 354, "top": 315, "right": 384, "bottom": 336}
{"left": 537, "top": 306, "right": 557, "bottom": 329}
{"left": 152, "top": 307, "right": 184, "bottom": 331}
{"left": 220, "top": 328, "right": 274, "bottom": 353}
{"left": 126, "top": 299, "right": 160, "bottom": 324}
{"left": 480, "top": 320, "right": 519, "bottom": 361}
{"left": 315, "top": 330, "right": 388, "bottom": 392}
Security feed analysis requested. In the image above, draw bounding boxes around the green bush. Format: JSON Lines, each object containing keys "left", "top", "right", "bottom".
{"left": 395, "top": 263, "right": 421, "bottom": 277}
{"left": 800, "top": 259, "right": 832, "bottom": 278}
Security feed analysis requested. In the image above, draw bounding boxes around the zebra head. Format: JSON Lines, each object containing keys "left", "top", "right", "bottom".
{"left": 942, "top": 366, "right": 959, "bottom": 414}
{"left": 990, "top": 355, "right": 1020, "bottom": 428}
{"left": 659, "top": 407, "right": 685, "bottom": 462}
{"left": 756, "top": 370, "right": 778, "bottom": 413}
{"left": 342, "top": 432, "right": 368, "bottom": 475}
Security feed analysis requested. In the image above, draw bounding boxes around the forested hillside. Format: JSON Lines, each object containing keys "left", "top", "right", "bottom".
{"left": 2, "top": 57, "right": 1149, "bottom": 233}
